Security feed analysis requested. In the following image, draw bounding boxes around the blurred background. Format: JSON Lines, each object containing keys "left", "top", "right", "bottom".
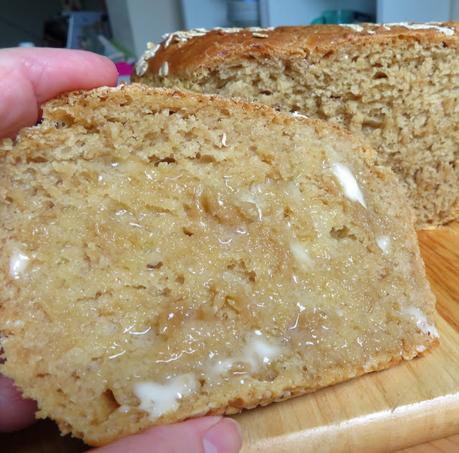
{"left": 1, "top": 0, "right": 459, "bottom": 80}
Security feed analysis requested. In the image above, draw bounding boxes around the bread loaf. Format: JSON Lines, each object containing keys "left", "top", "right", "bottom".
{"left": 135, "top": 23, "right": 459, "bottom": 228}
{"left": 0, "top": 85, "right": 437, "bottom": 445}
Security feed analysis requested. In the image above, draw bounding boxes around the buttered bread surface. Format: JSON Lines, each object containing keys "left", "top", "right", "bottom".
{"left": 0, "top": 85, "right": 436, "bottom": 445}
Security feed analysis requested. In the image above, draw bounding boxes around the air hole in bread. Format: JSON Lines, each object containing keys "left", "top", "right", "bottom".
{"left": 154, "top": 156, "right": 176, "bottom": 166}
{"left": 330, "top": 225, "right": 356, "bottom": 240}
{"left": 373, "top": 71, "right": 388, "bottom": 80}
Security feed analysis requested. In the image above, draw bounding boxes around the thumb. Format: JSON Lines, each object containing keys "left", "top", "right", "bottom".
{"left": 92, "top": 416, "right": 242, "bottom": 453}
{"left": 0, "top": 374, "right": 37, "bottom": 432}
{"left": 0, "top": 48, "right": 117, "bottom": 138}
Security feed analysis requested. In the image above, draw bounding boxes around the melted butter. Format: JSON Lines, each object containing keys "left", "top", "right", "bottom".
{"left": 134, "top": 373, "right": 197, "bottom": 419}
{"left": 210, "top": 331, "right": 282, "bottom": 376}
{"left": 291, "top": 111, "right": 308, "bottom": 119}
{"left": 290, "top": 239, "right": 313, "bottom": 268}
{"left": 124, "top": 326, "right": 152, "bottom": 336}
{"left": 221, "top": 133, "right": 228, "bottom": 147}
{"left": 403, "top": 306, "right": 439, "bottom": 338}
{"left": 376, "top": 235, "right": 391, "bottom": 254}
{"left": 239, "top": 190, "right": 263, "bottom": 221}
{"left": 331, "top": 163, "right": 367, "bottom": 208}
{"left": 211, "top": 358, "right": 234, "bottom": 375}
{"left": 9, "top": 250, "right": 30, "bottom": 279}
{"left": 246, "top": 331, "right": 282, "bottom": 369}
{"left": 362, "top": 356, "right": 378, "bottom": 372}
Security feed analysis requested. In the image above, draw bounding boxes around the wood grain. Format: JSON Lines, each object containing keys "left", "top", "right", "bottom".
{"left": 398, "top": 433, "right": 459, "bottom": 452}
{"left": 1, "top": 223, "right": 458, "bottom": 453}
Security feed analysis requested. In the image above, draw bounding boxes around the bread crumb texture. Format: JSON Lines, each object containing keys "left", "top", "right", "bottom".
{"left": 136, "top": 23, "right": 459, "bottom": 227}
{"left": 0, "top": 85, "right": 437, "bottom": 445}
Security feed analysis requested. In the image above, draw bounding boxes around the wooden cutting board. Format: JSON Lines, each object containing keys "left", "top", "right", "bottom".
{"left": 2, "top": 223, "right": 459, "bottom": 453}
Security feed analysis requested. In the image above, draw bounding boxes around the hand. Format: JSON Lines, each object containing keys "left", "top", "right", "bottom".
{"left": 0, "top": 48, "right": 242, "bottom": 453}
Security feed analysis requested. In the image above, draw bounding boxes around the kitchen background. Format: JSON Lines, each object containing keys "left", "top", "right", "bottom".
{"left": 1, "top": 0, "right": 459, "bottom": 79}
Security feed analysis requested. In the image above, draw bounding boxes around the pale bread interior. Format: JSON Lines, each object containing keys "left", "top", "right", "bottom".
{"left": 0, "top": 85, "right": 437, "bottom": 445}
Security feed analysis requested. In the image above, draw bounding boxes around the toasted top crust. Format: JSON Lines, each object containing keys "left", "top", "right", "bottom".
{"left": 12, "top": 84, "right": 367, "bottom": 158}
{"left": 135, "top": 22, "right": 459, "bottom": 77}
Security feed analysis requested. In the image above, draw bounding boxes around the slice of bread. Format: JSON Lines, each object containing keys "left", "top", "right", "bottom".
{"left": 0, "top": 85, "right": 437, "bottom": 446}
{"left": 134, "top": 23, "right": 459, "bottom": 228}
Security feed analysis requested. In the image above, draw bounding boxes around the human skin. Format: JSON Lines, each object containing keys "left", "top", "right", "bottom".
{"left": 0, "top": 47, "right": 242, "bottom": 453}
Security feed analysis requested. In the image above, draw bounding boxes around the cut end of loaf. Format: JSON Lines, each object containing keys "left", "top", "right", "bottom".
{"left": 136, "top": 23, "right": 459, "bottom": 228}
{"left": 0, "top": 85, "right": 437, "bottom": 445}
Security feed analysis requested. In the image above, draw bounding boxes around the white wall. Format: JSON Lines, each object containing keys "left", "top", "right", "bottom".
{"left": 107, "top": 0, "right": 183, "bottom": 57}
{"left": 181, "top": 0, "right": 228, "bottom": 29}
{"left": 377, "top": 0, "right": 451, "bottom": 22}
{"left": 260, "top": 0, "right": 376, "bottom": 26}
{"left": 452, "top": 0, "right": 459, "bottom": 19}
{"left": 106, "top": 0, "right": 135, "bottom": 55}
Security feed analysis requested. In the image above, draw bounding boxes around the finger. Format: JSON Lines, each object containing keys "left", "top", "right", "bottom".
{"left": 0, "top": 48, "right": 118, "bottom": 104}
{"left": 92, "top": 416, "right": 242, "bottom": 453}
{"left": 0, "top": 375, "right": 37, "bottom": 432}
{"left": 0, "top": 48, "right": 118, "bottom": 138}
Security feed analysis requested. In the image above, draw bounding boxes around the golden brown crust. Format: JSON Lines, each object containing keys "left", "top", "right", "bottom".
{"left": 135, "top": 23, "right": 459, "bottom": 78}
{"left": 40, "top": 84, "right": 371, "bottom": 157}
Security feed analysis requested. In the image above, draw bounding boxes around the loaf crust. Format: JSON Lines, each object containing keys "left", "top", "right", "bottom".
{"left": 135, "top": 23, "right": 459, "bottom": 78}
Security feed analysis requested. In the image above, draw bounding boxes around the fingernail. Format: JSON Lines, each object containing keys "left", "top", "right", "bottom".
{"left": 202, "top": 418, "right": 242, "bottom": 453}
